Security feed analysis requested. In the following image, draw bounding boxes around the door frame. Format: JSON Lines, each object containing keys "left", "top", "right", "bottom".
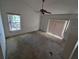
{"left": 0, "top": 10, "right": 6, "bottom": 59}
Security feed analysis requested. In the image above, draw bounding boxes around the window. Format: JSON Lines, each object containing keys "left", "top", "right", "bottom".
{"left": 47, "top": 20, "right": 68, "bottom": 39}
{"left": 8, "top": 13, "right": 21, "bottom": 31}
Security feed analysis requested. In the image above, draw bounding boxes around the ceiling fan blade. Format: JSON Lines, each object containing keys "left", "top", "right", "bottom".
{"left": 45, "top": 10, "right": 51, "bottom": 14}
{"left": 40, "top": 9, "right": 51, "bottom": 14}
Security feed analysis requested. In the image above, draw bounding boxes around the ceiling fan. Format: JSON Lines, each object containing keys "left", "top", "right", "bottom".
{"left": 40, "top": 0, "right": 52, "bottom": 14}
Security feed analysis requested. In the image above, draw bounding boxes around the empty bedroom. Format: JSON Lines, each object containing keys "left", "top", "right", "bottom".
{"left": 0, "top": 0, "right": 78, "bottom": 59}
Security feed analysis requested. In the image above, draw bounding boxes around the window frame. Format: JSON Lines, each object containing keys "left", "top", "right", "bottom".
{"left": 7, "top": 13, "right": 22, "bottom": 32}
{"left": 47, "top": 19, "right": 69, "bottom": 39}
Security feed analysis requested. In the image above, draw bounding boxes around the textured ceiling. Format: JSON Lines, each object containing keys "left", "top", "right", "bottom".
{"left": 23, "top": 0, "right": 78, "bottom": 14}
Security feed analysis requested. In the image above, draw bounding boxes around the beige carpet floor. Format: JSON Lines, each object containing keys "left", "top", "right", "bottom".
{"left": 7, "top": 31, "right": 65, "bottom": 59}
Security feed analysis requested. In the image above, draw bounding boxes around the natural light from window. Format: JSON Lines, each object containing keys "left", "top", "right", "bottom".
{"left": 47, "top": 19, "right": 69, "bottom": 39}
{"left": 8, "top": 14, "right": 21, "bottom": 31}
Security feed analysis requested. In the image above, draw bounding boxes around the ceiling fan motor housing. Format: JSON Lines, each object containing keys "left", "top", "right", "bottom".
{"left": 40, "top": 9, "right": 45, "bottom": 14}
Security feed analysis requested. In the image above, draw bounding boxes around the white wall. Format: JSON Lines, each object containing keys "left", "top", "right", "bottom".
{"left": 39, "top": 14, "right": 49, "bottom": 31}
{"left": 63, "top": 14, "right": 78, "bottom": 40}
{"left": 1, "top": 0, "right": 40, "bottom": 37}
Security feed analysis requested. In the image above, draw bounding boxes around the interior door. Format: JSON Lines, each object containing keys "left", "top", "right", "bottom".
{"left": 0, "top": 10, "right": 6, "bottom": 59}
